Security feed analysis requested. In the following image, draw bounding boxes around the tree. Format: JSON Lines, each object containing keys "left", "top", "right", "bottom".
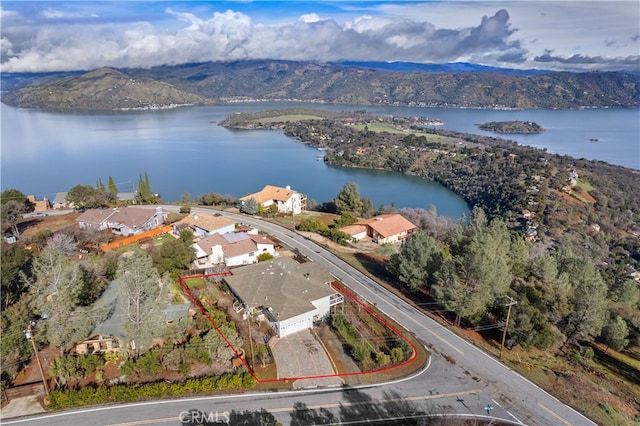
{"left": 240, "top": 198, "right": 259, "bottom": 215}
{"left": 67, "top": 184, "right": 107, "bottom": 209}
{"left": 0, "top": 188, "right": 29, "bottom": 206}
{"left": 1, "top": 243, "right": 32, "bottom": 308}
{"left": 434, "top": 209, "right": 513, "bottom": 327}
{"left": 117, "top": 251, "right": 162, "bottom": 354}
{"left": 1, "top": 200, "right": 26, "bottom": 237}
{"left": 559, "top": 256, "right": 607, "bottom": 348}
{"left": 387, "top": 230, "right": 442, "bottom": 291}
{"left": 108, "top": 176, "right": 119, "bottom": 194}
{"left": 202, "top": 325, "right": 242, "bottom": 365}
{"left": 600, "top": 315, "right": 629, "bottom": 352}
{"left": 152, "top": 230, "right": 196, "bottom": 276}
{"left": 334, "top": 182, "right": 364, "bottom": 216}
{"left": 29, "top": 247, "right": 105, "bottom": 351}
{"left": 137, "top": 172, "right": 156, "bottom": 204}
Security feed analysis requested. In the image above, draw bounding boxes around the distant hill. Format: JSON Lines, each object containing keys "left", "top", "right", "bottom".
{"left": 3, "top": 60, "right": 639, "bottom": 110}
{"left": 1, "top": 67, "right": 210, "bottom": 110}
{"left": 335, "top": 61, "right": 550, "bottom": 76}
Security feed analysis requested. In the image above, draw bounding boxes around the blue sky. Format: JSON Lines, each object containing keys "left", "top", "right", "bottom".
{"left": 1, "top": 1, "right": 638, "bottom": 72}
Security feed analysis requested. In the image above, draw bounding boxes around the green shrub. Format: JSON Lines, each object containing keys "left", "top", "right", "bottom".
{"left": 47, "top": 372, "right": 255, "bottom": 410}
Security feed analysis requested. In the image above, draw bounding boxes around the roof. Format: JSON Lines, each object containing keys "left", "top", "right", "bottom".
{"left": 117, "top": 192, "right": 136, "bottom": 201}
{"left": 248, "top": 233, "right": 276, "bottom": 246}
{"left": 162, "top": 303, "right": 191, "bottom": 322}
{"left": 107, "top": 207, "right": 159, "bottom": 230}
{"left": 76, "top": 208, "right": 115, "bottom": 226}
{"left": 178, "top": 212, "right": 235, "bottom": 232}
{"left": 240, "top": 185, "right": 298, "bottom": 204}
{"left": 356, "top": 214, "right": 416, "bottom": 238}
{"left": 53, "top": 192, "right": 67, "bottom": 204}
{"left": 222, "top": 238, "right": 258, "bottom": 259}
{"left": 195, "top": 233, "right": 228, "bottom": 252}
{"left": 76, "top": 207, "right": 159, "bottom": 229}
{"left": 224, "top": 257, "right": 335, "bottom": 321}
{"left": 340, "top": 224, "right": 368, "bottom": 236}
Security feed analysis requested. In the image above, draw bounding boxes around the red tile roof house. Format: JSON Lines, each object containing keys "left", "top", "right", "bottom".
{"left": 342, "top": 214, "right": 417, "bottom": 244}
{"left": 173, "top": 212, "right": 236, "bottom": 239}
{"left": 76, "top": 206, "right": 164, "bottom": 236}
{"left": 240, "top": 185, "right": 307, "bottom": 214}
{"left": 193, "top": 232, "right": 277, "bottom": 268}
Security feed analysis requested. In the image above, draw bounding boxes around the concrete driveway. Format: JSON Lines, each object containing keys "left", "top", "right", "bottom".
{"left": 270, "top": 328, "right": 343, "bottom": 389}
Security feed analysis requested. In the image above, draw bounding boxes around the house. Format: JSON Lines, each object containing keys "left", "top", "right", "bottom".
{"left": 74, "top": 333, "right": 121, "bottom": 355}
{"left": 224, "top": 257, "right": 343, "bottom": 337}
{"left": 240, "top": 185, "right": 307, "bottom": 214}
{"left": 342, "top": 214, "right": 417, "bottom": 244}
{"left": 52, "top": 192, "right": 70, "bottom": 209}
{"left": 3, "top": 233, "right": 17, "bottom": 244}
{"left": 194, "top": 232, "right": 276, "bottom": 268}
{"left": 76, "top": 206, "right": 164, "bottom": 236}
{"left": 173, "top": 212, "right": 236, "bottom": 239}
{"left": 27, "top": 195, "right": 51, "bottom": 213}
{"left": 116, "top": 192, "right": 136, "bottom": 204}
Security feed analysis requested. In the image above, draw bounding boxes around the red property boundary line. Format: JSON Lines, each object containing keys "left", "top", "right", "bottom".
{"left": 178, "top": 273, "right": 419, "bottom": 384}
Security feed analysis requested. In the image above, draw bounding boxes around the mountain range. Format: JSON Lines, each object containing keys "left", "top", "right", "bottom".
{"left": 2, "top": 60, "right": 638, "bottom": 110}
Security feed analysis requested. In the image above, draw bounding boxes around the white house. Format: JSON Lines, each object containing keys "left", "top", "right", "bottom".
{"left": 194, "top": 232, "right": 276, "bottom": 268}
{"left": 240, "top": 185, "right": 307, "bottom": 214}
{"left": 76, "top": 207, "right": 164, "bottom": 236}
{"left": 224, "top": 257, "right": 343, "bottom": 337}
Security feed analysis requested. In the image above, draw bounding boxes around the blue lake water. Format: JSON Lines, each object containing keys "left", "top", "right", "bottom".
{"left": 2, "top": 102, "right": 638, "bottom": 219}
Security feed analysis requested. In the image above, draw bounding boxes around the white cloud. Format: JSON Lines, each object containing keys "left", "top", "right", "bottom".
{"left": 0, "top": 2, "right": 638, "bottom": 72}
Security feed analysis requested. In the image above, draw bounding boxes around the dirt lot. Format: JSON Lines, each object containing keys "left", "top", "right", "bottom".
{"left": 16, "top": 212, "right": 80, "bottom": 240}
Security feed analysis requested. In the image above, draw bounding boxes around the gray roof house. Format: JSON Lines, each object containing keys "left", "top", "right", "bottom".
{"left": 224, "top": 257, "right": 343, "bottom": 337}
{"left": 76, "top": 206, "right": 164, "bottom": 236}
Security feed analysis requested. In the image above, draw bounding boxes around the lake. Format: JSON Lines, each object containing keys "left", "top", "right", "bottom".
{"left": 2, "top": 102, "right": 638, "bottom": 219}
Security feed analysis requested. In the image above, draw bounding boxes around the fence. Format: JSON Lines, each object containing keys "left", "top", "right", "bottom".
{"left": 100, "top": 224, "right": 173, "bottom": 252}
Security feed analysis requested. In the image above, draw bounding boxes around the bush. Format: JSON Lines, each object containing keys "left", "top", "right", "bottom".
{"left": 47, "top": 372, "right": 256, "bottom": 410}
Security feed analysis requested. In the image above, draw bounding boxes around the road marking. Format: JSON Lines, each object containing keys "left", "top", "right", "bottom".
{"left": 538, "top": 402, "right": 573, "bottom": 426}
{"left": 107, "top": 389, "right": 483, "bottom": 425}
{"left": 507, "top": 410, "right": 524, "bottom": 424}
{"left": 491, "top": 398, "right": 503, "bottom": 408}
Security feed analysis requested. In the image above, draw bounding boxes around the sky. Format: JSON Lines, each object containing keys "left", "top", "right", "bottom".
{"left": 1, "top": 1, "right": 638, "bottom": 73}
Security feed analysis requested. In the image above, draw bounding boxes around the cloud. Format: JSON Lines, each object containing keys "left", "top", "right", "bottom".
{"left": 533, "top": 52, "right": 640, "bottom": 70}
{"left": 0, "top": 3, "right": 636, "bottom": 73}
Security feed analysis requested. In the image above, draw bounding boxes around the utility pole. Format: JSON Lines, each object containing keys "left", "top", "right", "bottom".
{"left": 500, "top": 296, "right": 517, "bottom": 359}
{"left": 24, "top": 322, "right": 49, "bottom": 395}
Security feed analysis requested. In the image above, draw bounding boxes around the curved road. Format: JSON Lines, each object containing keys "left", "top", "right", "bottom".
{"left": 5, "top": 206, "right": 596, "bottom": 426}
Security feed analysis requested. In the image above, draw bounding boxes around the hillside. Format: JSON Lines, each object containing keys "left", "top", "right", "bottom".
{"left": 1, "top": 67, "right": 210, "bottom": 110}
{"left": 3, "top": 60, "right": 639, "bottom": 110}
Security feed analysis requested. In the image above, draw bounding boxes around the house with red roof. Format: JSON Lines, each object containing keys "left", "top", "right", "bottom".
{"left": 240, "top": 185, "right": 306, "bottom": 214}
{"left": 341, "top": 214, "right": 417, "bottom": 244}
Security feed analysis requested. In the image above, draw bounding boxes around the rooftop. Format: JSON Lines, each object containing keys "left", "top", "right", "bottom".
{"left": 177, "top": 212, "right": 235, "bottom": 232}
{"left": 240, "top": 185, "right": 299, "bottom": 204}
{"left": 356, "top": 214, "right": 416, "bottom": 238}
{"left": 224, "top": 257, "right": 335, "bottom": 321}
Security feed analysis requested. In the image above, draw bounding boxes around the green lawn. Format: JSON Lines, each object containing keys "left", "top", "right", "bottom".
{"left": 254, "top": 114, "right": 326, "bottom": 123}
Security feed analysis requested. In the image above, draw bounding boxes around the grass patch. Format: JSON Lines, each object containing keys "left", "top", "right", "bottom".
{"left": 255, "top": 114, "right": 327, "bottom": 123}
{"left": 352, "top": 123, "right": 406, "bottom": 134}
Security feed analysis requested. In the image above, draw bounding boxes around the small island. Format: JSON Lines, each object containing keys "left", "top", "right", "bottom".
{"left": 476, "top": 120, "right": 546, "bottom": 134}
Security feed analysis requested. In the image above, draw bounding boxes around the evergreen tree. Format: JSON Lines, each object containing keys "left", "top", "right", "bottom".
{"left": 96, "top": 178, "right": 106, "bottom": 192}
{"left": 117, "top": 251, "right": 162, "bottom": 354}
{"left": 335, "top": 182, "right": 364, "bottom": 217}
{"left": 108, "top": 176, "right": 118, "bottom": 193}
{"left": 387, "top": 230, "right": 442, "bottom": 291}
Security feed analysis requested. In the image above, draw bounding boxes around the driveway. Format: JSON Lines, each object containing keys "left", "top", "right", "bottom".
{"left": 270, "top": 329, "right": 343, "bottom": 389}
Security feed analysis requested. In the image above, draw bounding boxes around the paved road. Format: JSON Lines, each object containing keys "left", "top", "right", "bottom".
{"left": 4, "top": 206, "right": 597, "bottom": 426}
